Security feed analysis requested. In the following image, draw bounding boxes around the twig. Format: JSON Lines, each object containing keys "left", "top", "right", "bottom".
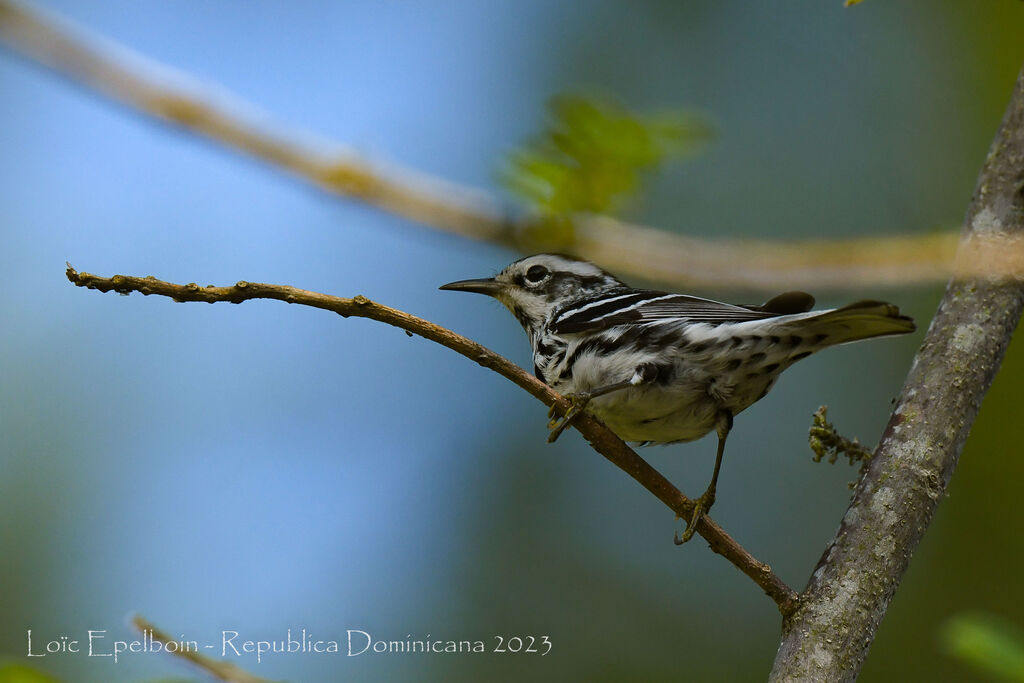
{"left": 770, "top": 66, "right": 1024, "bottom": 681}
{"left": 808, "top": 406, "right": 872, "bottom": 467}
{"left": 4, "top": 0, "right": 1024, "bottom": 290}
{"left": 68, "top": 264, "right": 798, "bottom": 614}
{"left": 131, "top": 615, "right": 279, "bottom": 683}
{"left": 808, "top": 406, "right": 873, "bottom": 490}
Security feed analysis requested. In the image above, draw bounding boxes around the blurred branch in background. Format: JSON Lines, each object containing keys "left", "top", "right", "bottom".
{"left": 3, "top": 0, "right": 1024, "bottom": 291}
{"left": 64, "top": 265, "right": 799, "bottom": 614}
{"left": 131, "top": 615, "right": 279, "bottom": 683}
{"left": 0, "top": 0, "right": 514, "bottom": 244}
{"left": 771, "top": 66, "right": 1024, "bottom": 682}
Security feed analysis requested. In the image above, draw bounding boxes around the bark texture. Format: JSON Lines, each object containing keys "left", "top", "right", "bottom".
{"left": 770, "top": 67, "right": 1024, "bottom": 682}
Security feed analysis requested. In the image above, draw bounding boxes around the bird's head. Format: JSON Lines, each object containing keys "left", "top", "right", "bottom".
{"left": 440, "top": 253, "right": 626, "bottom": 334}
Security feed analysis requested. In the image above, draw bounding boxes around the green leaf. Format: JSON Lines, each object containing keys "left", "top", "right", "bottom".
{"left": 942, "top": 613, "right": 1024, "bottom": 682}
{"left": 501, "top": 93, "right": 712, "bottom": 243}
{"left": 0, "top": 663, "right": 61, "bottom": 683}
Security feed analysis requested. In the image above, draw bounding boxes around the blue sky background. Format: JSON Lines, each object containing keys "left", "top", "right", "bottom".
{"left": 2, "top": 1, "right": 1023, "bottom": 681}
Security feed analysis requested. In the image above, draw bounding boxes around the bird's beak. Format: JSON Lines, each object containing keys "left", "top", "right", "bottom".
{"left": 439, "top": 278, "right": 505, "bottom": 297}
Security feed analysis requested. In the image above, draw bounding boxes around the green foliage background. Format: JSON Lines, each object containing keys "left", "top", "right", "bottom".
{"left": 1, "top": 1, "right": 1023, "bottom": 682}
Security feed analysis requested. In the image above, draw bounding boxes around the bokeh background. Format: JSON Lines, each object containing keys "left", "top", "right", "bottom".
{"left": 2, "top": 1, "right": 1023, "bottom": 681}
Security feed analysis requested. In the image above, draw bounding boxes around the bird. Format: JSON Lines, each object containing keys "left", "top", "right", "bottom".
{"left": 440, "top": 253, "right": 915, "bottom": 543}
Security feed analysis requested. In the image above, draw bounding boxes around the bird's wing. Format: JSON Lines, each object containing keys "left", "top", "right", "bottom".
{"left": 550, "top": 290, "right": 778, "bottom": 334}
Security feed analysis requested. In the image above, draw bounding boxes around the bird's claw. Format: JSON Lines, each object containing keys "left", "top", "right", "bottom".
{"left": 673, "top": 488, "right": 716, "bottom": 545}
{"left": 547, "top": 393, "right": 591, "bottom": 443}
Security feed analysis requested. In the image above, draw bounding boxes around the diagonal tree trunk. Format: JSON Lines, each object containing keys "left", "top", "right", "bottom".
{"left": 770, "top": 65, "right": 1024, "bottom": 682}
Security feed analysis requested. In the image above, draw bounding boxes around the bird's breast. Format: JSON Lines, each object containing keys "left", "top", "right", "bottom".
{"left": 532, "top": 324, "right": 793, "bottom": 444}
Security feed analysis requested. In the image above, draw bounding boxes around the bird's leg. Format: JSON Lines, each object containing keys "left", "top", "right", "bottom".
{"left": 547, "top": 363, "right": 658, "bottom": 443}
{"left": 675, "top": 410, "right": 733, "bottom": 545}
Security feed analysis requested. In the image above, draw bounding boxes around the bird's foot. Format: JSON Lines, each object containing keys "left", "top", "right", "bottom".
{"left": 546, "top": 392, "right": 591, "bottom": 443}
{"left": 674, "top": 487, "right": 716, "bottom": 545}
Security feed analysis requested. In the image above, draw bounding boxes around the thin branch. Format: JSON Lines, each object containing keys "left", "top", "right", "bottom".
{"left": 131, "top": 614, "right": 279, "bottom": 683}
{"left": 808, "top": 406, "right": 872, "bottom": 467}
{"left": 0, "top": 0, "right": 511, "bottom": 246}
{"left": 770, "top": 66, "right": 1024, "bottom": 681}
{"left": 4, "top": 0, "right": 1024, "bottom": 290}
{"left": 67, "top": 264, "right": 798, "bottom": 614}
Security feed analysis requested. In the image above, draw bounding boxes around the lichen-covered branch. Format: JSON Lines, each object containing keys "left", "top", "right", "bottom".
{"left": 66, "top": 264, "right": 797, "bottom": 613}
{"left": 4, "top": 0, "right": 1024, "bottom": 290}
{"left": 808, "top": 406, "right": 872, "bottom": 470}
{"left": 770, "top": 66, "right": 1024, "bottom": 682}
{"left": 131, "top": 615, "right": 278, "bottom": 683}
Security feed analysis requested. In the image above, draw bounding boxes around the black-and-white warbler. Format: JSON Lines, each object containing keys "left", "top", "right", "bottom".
{"left": 441, "top": 254, "right": 915, "bottom": 542}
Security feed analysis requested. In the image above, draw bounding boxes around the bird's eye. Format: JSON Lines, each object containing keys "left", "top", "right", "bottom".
{"left": 525, "top": 265, "right": 549, "bottom": 283}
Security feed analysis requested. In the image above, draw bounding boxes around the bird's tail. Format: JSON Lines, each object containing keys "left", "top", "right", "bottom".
{"left": 780, "top": 300, "right": 916, "bottom": 346}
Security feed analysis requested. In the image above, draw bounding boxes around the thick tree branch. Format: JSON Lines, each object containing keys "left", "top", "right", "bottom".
{"left": 66, "top": 264, "right": 798, "bottom": 614}
{"left": 770, "top": 67, "right": 1024, "bottom": 681}
{"left": 5, "top": 0, "right": 1024, "bottom": 290}
{"left": 131, "top": 615, "right": 278, "bottom": 683}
